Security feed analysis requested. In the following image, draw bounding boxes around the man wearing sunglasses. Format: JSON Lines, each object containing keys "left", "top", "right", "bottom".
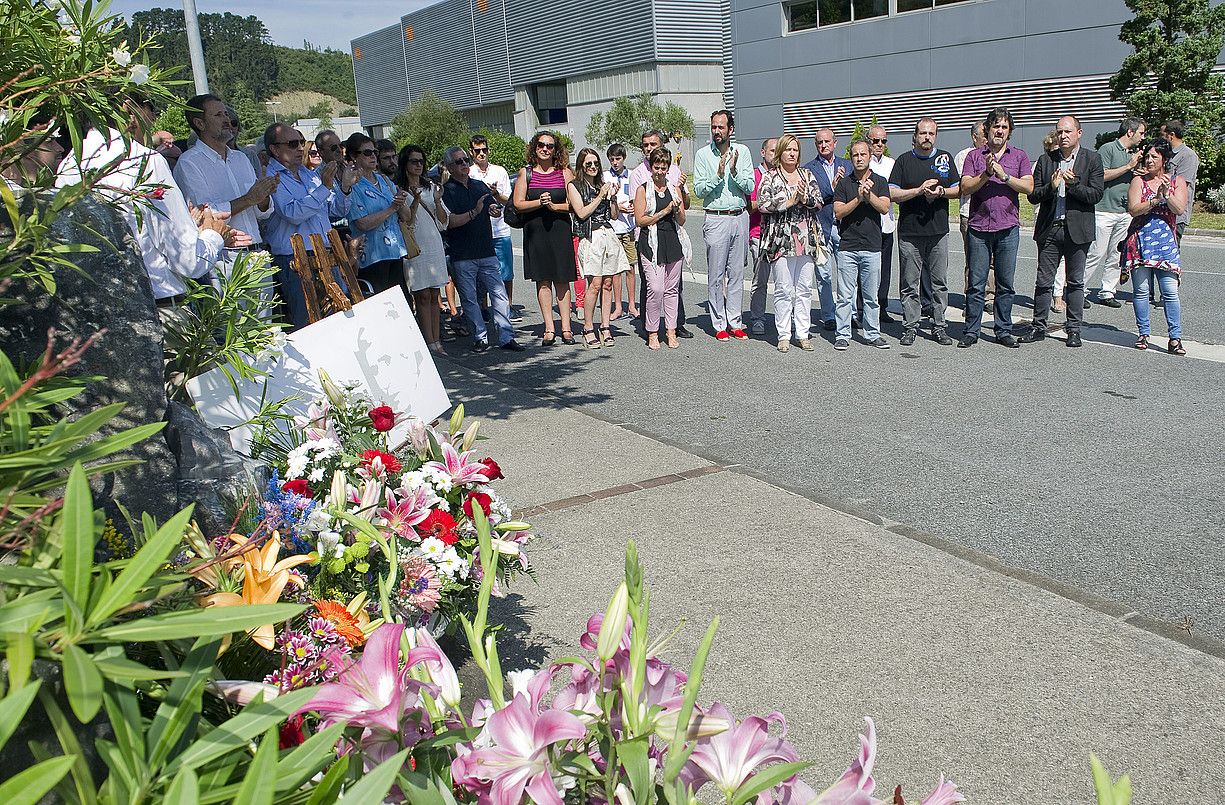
{"left": 264, "top": 122, "right": 352, "bottom": 328}
{"left": 468, "top": 134, "right": 517, "bottom": 318}
{"left": 441, "top": 146, "right": 524, "bottom": 353}
{"left": 866, "top": 126, "right": 897, "bottom": 324}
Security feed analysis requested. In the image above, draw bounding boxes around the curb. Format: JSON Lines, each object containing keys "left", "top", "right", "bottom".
{"left": 438, "top": 353, "right": 1225, "bottom": 662}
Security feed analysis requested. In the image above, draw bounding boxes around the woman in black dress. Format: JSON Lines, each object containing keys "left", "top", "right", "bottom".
{"left": 513, "top": 131, "right": 577, "bottom": 345}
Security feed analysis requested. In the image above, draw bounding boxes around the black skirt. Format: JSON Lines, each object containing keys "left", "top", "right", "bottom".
{"left": 523, "top": 186, "right": 578, "bottom": 283}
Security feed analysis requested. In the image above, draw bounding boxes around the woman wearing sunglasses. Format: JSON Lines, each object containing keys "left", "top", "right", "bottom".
{"left": 568, "top": 148, "right": 630, "bottom": 347}
{"left": 395, "top": 143, "right": 450, "bottom": 351}
{"left": 345, "top": 132, "right": 408, "bottom": 296}
{"left": 513, "top": 131, "right": 577, "bottom": 346}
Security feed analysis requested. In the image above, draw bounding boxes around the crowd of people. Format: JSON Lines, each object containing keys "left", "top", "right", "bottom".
{"left": 23, "top": 90, "right": 1199, "bottom": 360}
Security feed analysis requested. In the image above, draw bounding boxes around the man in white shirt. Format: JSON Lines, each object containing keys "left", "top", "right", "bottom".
{"left": 867, "top": 125, "right": 897, "bottom": 324}
{"left": 468, "top": 134, "right": 517, "bottom": 319}
{"left": 55, "top": 96, "right": 247, "bottom": 311}
{"left": 174, "top": 93, "right": 277, "bottom": 255}
{"left": 603, "top": 143, "right": 638, "bottom": 321}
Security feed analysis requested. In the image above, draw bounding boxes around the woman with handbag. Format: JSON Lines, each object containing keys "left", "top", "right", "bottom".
{"left": 756, "top": 134, "right": 826, "bottom": 352}
{"left": 513, "top": 131, "right": 577, "bottom": 346}
{"left": 633, "top": 147, "right": 688, "bottom": 351}
{"left": 346, "top": 133, "right": 407, "bottom": 296}
{"left": 1123, "top": 138, "right": 1188, "bottom": 355}
{"left": 395, "top": 143, "right": 450, "bottom": 352}
{"left": 568, "top": 148, "right": 631, "bottom": 348}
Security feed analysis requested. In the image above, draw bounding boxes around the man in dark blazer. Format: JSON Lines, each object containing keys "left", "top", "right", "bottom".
{"left": 1023, "top": 115, "right": 1104, "bottom": 347}
{"left": 804, "top": 128, "right": 855, "bottom": 330}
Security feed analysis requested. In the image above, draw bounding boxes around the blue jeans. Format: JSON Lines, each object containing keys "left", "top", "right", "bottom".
{"left": 1131, "top": 266, "right": 1181, "bottom": 339}
{"left": 965, "top": 226, "right": 1019, "bottom": 337}
{"left": 454, "top": 256, "right": 513, "bottom": 345}
{"left": 273, "top": 254, "right": 349, "bottom": 329}
{"left": 835, "top": 249, "right": 881, "bottom": 340}
{"left": 815, "top": 227, "right": 838, "bottom": 323}
{"left": 493, "top": 236, "right": 514, "bottom": 282}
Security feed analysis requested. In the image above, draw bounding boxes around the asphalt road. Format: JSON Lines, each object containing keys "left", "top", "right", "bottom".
{"left": 458, "top": 219, "right": 1225, "bottom": 641}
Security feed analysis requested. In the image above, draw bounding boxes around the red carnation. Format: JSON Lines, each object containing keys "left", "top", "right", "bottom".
{"left": 479, "top": 457, "right": 504, "bottom": 481}
{"left": 282, "top": 478, "right": 313, "bottom": 498}
{"left": 360, "top": 449, "right": 402, "bottom": 475}
{"left": 463, "top": 491, "right": 493, "bottom": 520}
{"left": 418, "top": 510, "right": 458, "bottom": 545}
{"left": 368, "top": 405, "right": 395, "bottom": 432}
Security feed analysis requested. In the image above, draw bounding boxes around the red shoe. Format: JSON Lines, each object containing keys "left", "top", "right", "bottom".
{"left": 715, "top": 330, "right": 730, "bottom": 342}
{"left": 731, "top": 328, "right": 748, "bottom": 340}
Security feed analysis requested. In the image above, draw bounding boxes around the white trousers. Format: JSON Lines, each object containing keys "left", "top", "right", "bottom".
{"left": 771, "top": 255, "right": 815, "bottom": 341}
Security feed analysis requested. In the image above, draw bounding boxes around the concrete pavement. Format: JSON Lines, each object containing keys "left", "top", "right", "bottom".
{"left": 437, "top": 358, "right": 1225, "bottom": 805}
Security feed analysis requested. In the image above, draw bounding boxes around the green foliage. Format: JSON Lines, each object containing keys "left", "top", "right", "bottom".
{"left": 585, "top": 94, "right": 696, "bottom": 151}
{"left": 272, "top": 45, "right": 356, "bottom": 106}
{"left": 227, "top": 81, "right": 271, "bottom": 145}
{"left": 154, "top": 106, "right": 192, "bottom": 141}
{"left": 1110, "top": 0, "right": 1225, "bottom": 196}
{"left": 550, "top": 129, "right": 577, "bottom": 163}
{"left": 161, "top": 251, "right": 286, "bottom": 401}
{"left": 1089, "top": 754, "right": 1133, "bottom": 805}
{"left": 304, "top": 99, "right": 333, "bottom": 131}
{"left": 390, "top": 91, "right": 469, "bottom": 165}
{"left": 843, "top": 116, "right": 888, "bottom": 158}
{"left": 468, "top": 128, "right": 527, "bottom": 173}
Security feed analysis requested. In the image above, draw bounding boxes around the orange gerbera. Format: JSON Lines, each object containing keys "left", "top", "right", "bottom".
{"left": 313, "top": 599, "right": 367, "bottom": 647}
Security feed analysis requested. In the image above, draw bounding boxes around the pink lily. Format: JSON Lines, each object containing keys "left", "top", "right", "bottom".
{"left": 379, "top": 487, "right": 432, "bottom": 537}
{"left": 410, "top": 626, "right": 462, "bottom": 710}
{"left": 297, "top": 623, "right": 441, "bottom": 735}
{"left": 679, "top": 702, "right": 800, "bottom": 799}
{"left": 919, "top": 775, "right": 965, "bottom": 805}
{"left": 451, "top": 693, "right": 586, "bottom": 805}
{"left": 759, "top": 717, "right": 881, "bottom": 805}
{"left": 426, "top": 442, "right": 492, "bottom": 487}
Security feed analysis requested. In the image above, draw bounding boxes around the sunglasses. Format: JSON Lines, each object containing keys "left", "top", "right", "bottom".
{"left": 451, "top": 156, "right": 472, "bottom": 166}
{"left": 275, "top": 139, "right": 305, "bottom": 148}
{"left": 870, "top": 138, "right": 888, "bottom": 144}
{"left": 308, "top": 149, "right": 319, "bottom": 156}
{"left": 357, "top": 148, "right": 376, "bottom": 156}
{"left": 537, "top": 142, "right": 556, "bottom": 150}
{"left": 471, "top": 147, "right": 488, "bottom": 153}
{"left": 406, "top": 157, "right": 425, "bottom": 164}
{"left": 582, "top": 160, "right": 599, "bottom": 168}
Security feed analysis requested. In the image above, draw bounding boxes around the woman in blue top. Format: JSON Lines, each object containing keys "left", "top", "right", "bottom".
{"left": 345, "top": 132, "right": 408, "bottom": 294}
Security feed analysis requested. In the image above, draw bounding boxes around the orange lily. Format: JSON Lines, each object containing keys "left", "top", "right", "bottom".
{"left": 200, "top": 531, "right": 316, "bottom": 649}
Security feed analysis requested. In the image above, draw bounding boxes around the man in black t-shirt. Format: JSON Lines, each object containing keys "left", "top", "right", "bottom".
{"left": 833, "top": 139, "right": 892, "bottom": 351}
{"left": 442, "top": 145, "right": 524, "bottom": 352}
{"left": 888, "top": 118, "right": 960, "bottom": 346}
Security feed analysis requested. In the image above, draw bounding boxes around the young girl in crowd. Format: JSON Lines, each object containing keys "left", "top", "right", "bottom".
{"left": 568, "top": 148, "right": 631, "bottom": 348}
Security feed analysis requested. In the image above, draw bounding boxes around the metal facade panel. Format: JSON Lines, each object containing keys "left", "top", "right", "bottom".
{"left": 470, "top": 0, "right": 514, "bottom": 104}
{"left": 566, "top": 63, "right": 659, "bottom": 105}
{"left": 403, "top": 0, "right": 481, "bottom": 110}
{"left": 351, "top": 25, "right": 409, "bottom": 128}
{"left": 504, "top": 0, "right": 655, "bottom": 85}
{"left": 654, "top": 0, "right": 725, "bottom": 62}
{"left": 721, "top": 0, "right": 734, "bottom": 108}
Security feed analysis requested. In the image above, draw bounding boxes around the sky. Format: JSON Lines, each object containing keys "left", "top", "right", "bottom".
{"left": 106, "top": 1, "right": 430, "bottom": 51}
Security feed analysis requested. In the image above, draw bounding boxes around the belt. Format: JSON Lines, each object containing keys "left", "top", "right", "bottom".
{"left": 227, "top": 244, "right": 265, "bottom": 252}
{"left": 706, "top": 207, "right": 747, "bottom": 216}
{"left": 155, "top": 293, "right": 186, "bottom": 309}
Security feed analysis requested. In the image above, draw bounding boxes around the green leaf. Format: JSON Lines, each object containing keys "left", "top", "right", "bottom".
{"left": 274, "top": 721, "right": 347, "bottom": 789}
{"left": 662, "top": 617, "right": 719, "bottom": 785}
{"left": 231, "top": 727, "right": 279, "bottom": 805}
{"left": 0, "top": 588, "right": 58, "bottom": 632}
{"left": 148, "top": 638, "right": 220, "bottom": 769}
{"left": 335, "top": 748, "right": 410, "bottom": 803}
{"left": 730, "top": 761, "right": 813, "bottom": 805}
{"left": 169, "top": 687, "right": 317, "bottom": 772}
{"left": 91, "top": 603, "right": 306, "bottom": 642}
{"left": 0, "top": 565, "right": 56, "bottom": 587}
{"left": 395, "top": 770, "right": 459, "bottom": 805}
{"left": 101, "top": 684, "right": 147, "bottom": 776}
{"left": 95, "top": 655, "right": 188, "bottom": 682}
{"left": 34, "top": 690, "right": 97, "bottom": 805}
{"left": 618, "top": 737, "right": 653, "bottom": 805}
{"left": 86, "top": 503, "right": 195, "bottom": 627}
{"left": 61, "top": 464, "right": 95, "bottom": 629}
{"left": 94, "top": 738, "right": 136, "bottom": 801}
{"left": 5, "top": 632, "right": 34, "bottom": 689}
{"left": 61, "top": 644, "right": 104, "bottom": 723}
{"left": 0, "top": 755, "right": 77, "bottom": 805}
{"left": 304, "top": 756, "right": 349, "bottom": 805}
{"left": 0, "top": 681, "right": 42, "bottom": 752}
{"left": 164, "top": 767, "right": 200, "bottom": 805}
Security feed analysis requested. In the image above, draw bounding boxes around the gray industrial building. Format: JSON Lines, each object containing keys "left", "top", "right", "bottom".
{"left": 731, "top": 0, "right": 1225, "bottom": 158}
{"left": 350, "top": 0, "right": 732, "bottom": 149}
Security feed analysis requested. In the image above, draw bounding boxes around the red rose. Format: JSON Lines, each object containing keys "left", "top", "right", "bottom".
{"left": 463, "top": 491, "right": 493, "bottom": 520}
{"left": 368, "top": 405, "right": 395, "bottom": 432}
{"left": 479, "top": 457, "right": 504, "bottom": 481}
{"left": 418, "top": 510, "right": 458, "bottom": 545}
{"left": 360, "top": 449, "right": 402, "bottom": 475}
{"left": 282, "top": 478, "right": 313, "bottom": 498}
{"left": 278, "top": 715, "right": 306, "bottom": 749}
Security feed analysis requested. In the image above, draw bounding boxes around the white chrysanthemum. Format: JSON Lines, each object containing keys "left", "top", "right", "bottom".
{"left": 311, "top": 437, "right": 340, "bottom": 460}
{"left": 308, "top": 467, "right": 326, "bottom": 484}
{"left": 417, "top": 536, "right": 447, "bottom": 559}
{"left": 436, "top": 548, "right": 469, "bottom": 579}
{"left": 422, "top": 465, "right": 453, "bottom": 493}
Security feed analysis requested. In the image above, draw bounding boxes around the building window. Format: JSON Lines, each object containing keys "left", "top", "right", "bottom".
{"left": 787, "top": 0, "right": 969, "bottom": 32}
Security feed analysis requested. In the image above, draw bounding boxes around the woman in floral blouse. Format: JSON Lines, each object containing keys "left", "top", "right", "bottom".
{"left": 756, "top": 134, "right": 826, "bottom": 352}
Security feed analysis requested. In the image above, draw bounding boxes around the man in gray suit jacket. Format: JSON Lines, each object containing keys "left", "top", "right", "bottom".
{"left": 1023, "top": 115, "right": 1104, "bottom": 348}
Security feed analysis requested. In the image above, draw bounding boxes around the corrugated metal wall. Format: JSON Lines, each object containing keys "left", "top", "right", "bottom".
{"left": 654, "top": 0, "right": 725, "bottom": 62}
{"left": 504, "top": 0, "right": 656, "bottom": 86}
{"left": 470, "top": 0, "right": 513, "bottom": 105}
{"left": 403, "top": 0, "right": 481, "bottom": 110}
{"left": 352, "top": 24, "right": 409, "bottom": 129}
{"left": 567, "top": 63, "right": 659, "bottom": 105}
{"left": 721, "top": 0, "right": 734, "bottom": 109}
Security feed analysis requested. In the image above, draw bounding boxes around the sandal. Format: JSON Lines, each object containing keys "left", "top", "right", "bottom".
{"left": 601, "top": 326, "right": 615, "bottom": 346}
{"left": 1135, "top": 335, "right": 1148, "bottom": 350}
{"left": 647, "top": 334, "right": 661, "bottom": 351}
{"left": 561, "top": 331, "right": 576, "bottom": 345}
{"left": 1168, "top": 338, "right": 1186, "bottom": 356}
{"left": 542, "top": 331, "right": 556, "bottom": 347}
{"left": 583, "top": 328, "right": 601, "bottom": 349}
